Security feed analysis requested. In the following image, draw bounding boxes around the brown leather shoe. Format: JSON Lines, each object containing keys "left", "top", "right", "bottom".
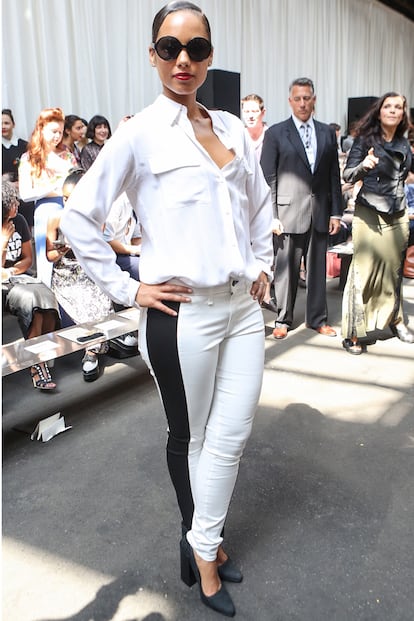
{"left": 273, "top": 326, "right": 288, "bottom": 339}
{"left": 314, "top": 325, "right": 337, "bottom": 337}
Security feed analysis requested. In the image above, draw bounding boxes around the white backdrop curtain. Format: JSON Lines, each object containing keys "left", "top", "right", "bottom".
{"left": 2, "top": 0, "right": 414, "bottom": 140}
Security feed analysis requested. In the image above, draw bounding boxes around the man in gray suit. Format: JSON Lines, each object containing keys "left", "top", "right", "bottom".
{"left": 260, "top": 77, "right": 343, "bottom": 339}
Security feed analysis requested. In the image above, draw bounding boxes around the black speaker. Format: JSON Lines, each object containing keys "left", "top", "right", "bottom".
{"left": 197, "top": 69, "right": 240, "bottom": 117}
{"left": 410, "top": 108, "right": 414, "bottom": 124}
{"left": 347, "top": 97, "right": 377, "bottom": 132}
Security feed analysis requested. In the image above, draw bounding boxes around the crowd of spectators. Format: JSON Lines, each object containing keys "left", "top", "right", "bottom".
{"left": 2, "top": 90, "right": 414, "bottom": 390}
{"left": 2, "top": 107, "right": 139, "bottom": 389}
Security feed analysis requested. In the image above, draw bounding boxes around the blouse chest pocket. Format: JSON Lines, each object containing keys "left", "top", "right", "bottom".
{"left": 149, "top": 154, "right": 210, "bottom": 208}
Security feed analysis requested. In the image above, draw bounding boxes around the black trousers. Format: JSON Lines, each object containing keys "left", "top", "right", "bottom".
{"left": 273, "top": 227, "right": 329, "bottom": 328}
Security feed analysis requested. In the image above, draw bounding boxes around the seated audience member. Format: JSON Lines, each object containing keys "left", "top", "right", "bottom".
{"left": 46, "top": 170, "right": 113, "bottom": 381}
{"left": 76, "top": 118, "right": 88, "bottom": 152}
{"left": 2, "top": 108, "right": 35, "bottom": 230}
{"left": 60, "top": 115, "right": 85, "bottom": 166}
{"left": 80, "top": 115, "right": 112, "bottom": 171}
{"left": 103, "top": 193, "right": 141, "bottom": 279}
{"left": 2, "top": 180, "right": 59, "bottom": 390}
{"left": 18, "top": 107, "right": 77, "bottom": 288}
{"left": 102, "top": 193, "right": 140, "bottom": 356}
{"left": 2, "top": 109, "right": 27, "bottom": 180}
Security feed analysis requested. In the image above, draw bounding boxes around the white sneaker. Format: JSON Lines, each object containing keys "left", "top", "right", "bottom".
{"left": 117, "top": 333, "right": 138, "bottom": 347}
{"left": 108, "top": 332, "right": 139, "bottom": 359}
{"left": 82, "top": 352, "right": 98, "bottom": 373}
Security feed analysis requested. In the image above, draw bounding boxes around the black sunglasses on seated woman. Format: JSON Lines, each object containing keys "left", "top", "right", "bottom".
{"left": 153, "top": 36, "right": 212, "bottom": 62}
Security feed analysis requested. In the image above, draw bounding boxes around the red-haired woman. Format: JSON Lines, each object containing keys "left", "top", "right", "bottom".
{"left": 18, "top": 108, "right": 76, "bottom": 286}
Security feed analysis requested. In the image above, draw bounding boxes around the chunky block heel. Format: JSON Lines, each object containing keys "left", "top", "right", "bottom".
{"left": 180, "top": 536, "right": 235, "bottom": 617}
{"left": 181, "top": 523, "right": 242, "bottom": 584}
{"left": 180, "top": 538, "right": 196, "bottom": 587}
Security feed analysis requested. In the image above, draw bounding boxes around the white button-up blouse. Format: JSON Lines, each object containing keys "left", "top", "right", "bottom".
{"left": 61, "top": 95, "right": 273, "bottom": 307}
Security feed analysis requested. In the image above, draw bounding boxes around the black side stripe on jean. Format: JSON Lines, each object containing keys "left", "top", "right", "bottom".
{"left": 146, "top": 301, "right": 194, "bottom": 528}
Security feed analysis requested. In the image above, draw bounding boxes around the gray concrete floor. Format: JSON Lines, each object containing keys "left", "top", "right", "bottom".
{"left": 2, "top": 277, "right": 414, "bottom": 621}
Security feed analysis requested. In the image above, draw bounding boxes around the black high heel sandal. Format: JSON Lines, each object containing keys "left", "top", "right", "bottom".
{"left": 30, "top": 363, "right": 56, "bottom": 390}
{"left": 180, "top": 536, "right": 235, "bottom": 617}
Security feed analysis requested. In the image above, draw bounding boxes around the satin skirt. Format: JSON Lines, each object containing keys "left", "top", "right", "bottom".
{"left": 342, "top": 204, "right": 409, "bottom": 338}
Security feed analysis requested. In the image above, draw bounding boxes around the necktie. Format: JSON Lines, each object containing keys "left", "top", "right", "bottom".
{"left": 301, "top": 123, "right": 311, "bottom": 149}
{"left": 300, "top": 123, "right": 315, "bottom": 172}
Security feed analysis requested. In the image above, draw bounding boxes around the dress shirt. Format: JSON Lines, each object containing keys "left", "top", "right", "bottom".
{"left": 61, "top": 94, "right": 273, "bottom": 307}
{"left": 291, "top": 114, "right": 316, "bottom": 172}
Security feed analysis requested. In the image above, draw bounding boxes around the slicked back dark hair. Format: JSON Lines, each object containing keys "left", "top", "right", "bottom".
{"left": 152, "top": 1, "right": 211, "bottom": 43}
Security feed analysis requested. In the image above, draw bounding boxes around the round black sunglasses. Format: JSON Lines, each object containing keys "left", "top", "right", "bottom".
{"left": 153, "top": 36, "right": 212, "bottom": 62}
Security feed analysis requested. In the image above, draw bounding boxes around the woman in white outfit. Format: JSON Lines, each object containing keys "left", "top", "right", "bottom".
{"left": 61, "top": 2, "right": 273, "bottom": 617}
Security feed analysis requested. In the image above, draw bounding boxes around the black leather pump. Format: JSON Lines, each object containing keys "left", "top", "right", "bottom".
{"left": 180, "top": 522, "right": 242, "bottom": 583}
{"left": 180, "top": 536, "right": 236, "bottom": 617}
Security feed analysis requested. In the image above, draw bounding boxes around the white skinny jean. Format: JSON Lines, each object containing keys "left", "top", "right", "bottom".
{"left": 139, "top": 279, "right": 265, "bottom": 561}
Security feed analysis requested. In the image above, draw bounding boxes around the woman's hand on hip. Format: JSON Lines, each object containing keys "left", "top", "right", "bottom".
{"left": 136, "top": 282, "right": 192, "bottom": 316}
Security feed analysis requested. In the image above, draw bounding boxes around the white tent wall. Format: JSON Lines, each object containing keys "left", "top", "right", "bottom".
{"left": 2, "top": 0, "right": 414, "bottom": 140}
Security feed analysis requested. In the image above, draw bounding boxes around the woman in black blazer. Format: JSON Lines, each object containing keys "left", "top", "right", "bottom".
{"left": 342, "top": 91, "right": 414, "bottom": 354}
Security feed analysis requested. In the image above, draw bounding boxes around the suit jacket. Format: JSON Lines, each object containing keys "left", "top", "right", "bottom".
{"left": 260, "top": 117, "right": 343, "bottom": 233}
